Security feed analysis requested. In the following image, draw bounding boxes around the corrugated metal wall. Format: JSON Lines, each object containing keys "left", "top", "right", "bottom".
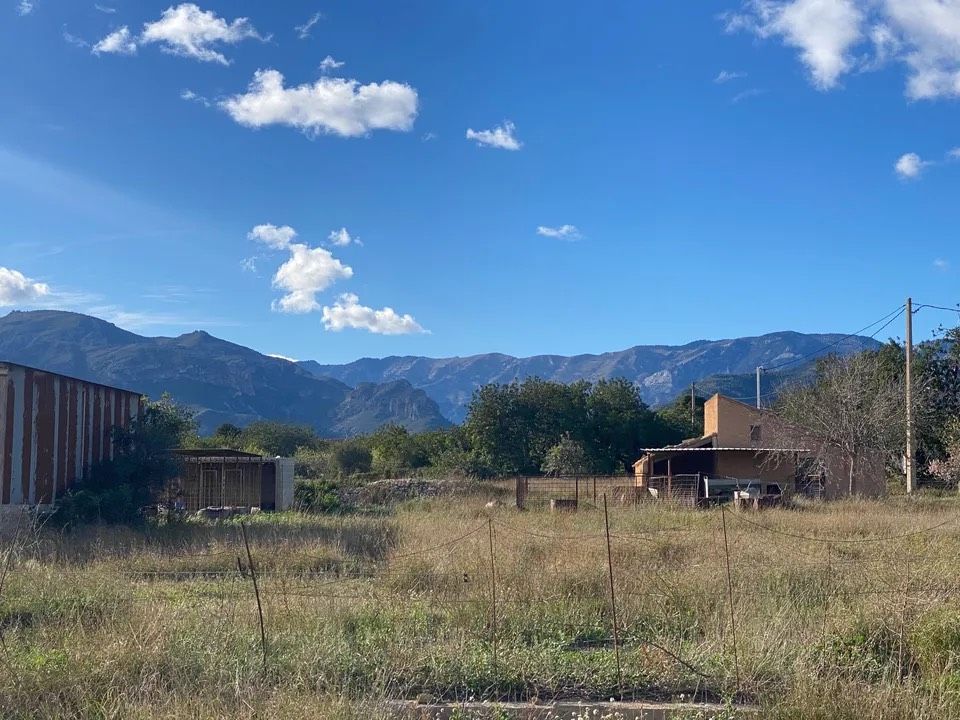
{"left": 0, "top": 363, "right": 141, "bottom": 506}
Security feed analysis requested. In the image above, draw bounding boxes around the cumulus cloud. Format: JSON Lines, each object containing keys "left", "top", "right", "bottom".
{"left": 140, "top": 3, "right": 263, "bottom": 64}
{"left": 724, "top": 0, "right": 960, "bottom": 99}
{"left": 894, "top": 152, "right": 925, "bottom": 179}
{"left": 934, "top": 258, "right": 950, "bottom": 271}
{"left": 248, "top": 223, "right": 298, "bottom": 250}
{"left": 220, "top": 69, "right": 419, "bottom": 138}
{"left": 465, "top": 121, "right": 522, "bottom": 150}
{"left": 296, "top": 11, "right": 322, "bottom": 39}
{"left": 271, "top": 245, "right": 353, "bottom": 313}
{"left": 0, "top": 267, "right": 50, "bottom": 306}
{"left": 319, "top": 55, "right": 345, "bottom": 73}
{"left": 950, "top": 148, "right": 960, "bottom": 160}
{"left": 536, "top": 224, "right": 582, "bottom": 240}
{"left": 327, "top": 227, "right": 361, "bottom": 246}
{"left": 715, "top": 69, "right": 747, "bottom": 83}
{"left": 724, "top": 0, "right": 864, "bottom": 90}
{"left": 92, "top": 26, "right": 137, "bottom": 55}
{"left": 93, "top": 4, "right": 262, "bottom": 63}
{"left": 249, "top": 224, "right": 353, "bottom": 313}
{"left": 17, "top": 0, "right": 33, "bottom": 16}
{"left": 321, "top": 293, "right": 425, "bottom": 335}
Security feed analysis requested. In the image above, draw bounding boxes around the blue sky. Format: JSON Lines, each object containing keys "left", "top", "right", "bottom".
{"left": 1, "top": 1, "right": 958, "bottom": 363}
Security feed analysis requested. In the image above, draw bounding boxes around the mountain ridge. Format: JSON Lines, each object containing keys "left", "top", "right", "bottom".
{"left": 299, "top": 330, "right": 883, "bottom": 421}
{"left": 0, "top": 310, "right": 450, "bottom": 436}
{"left": 1, "top": 310, "right": 883, "bottom": 430}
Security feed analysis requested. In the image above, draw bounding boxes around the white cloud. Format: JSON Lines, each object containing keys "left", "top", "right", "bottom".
{"left": 725, "top": 0, "right": 864, "bottom": 90}
{"left": 884, "top": 0, "right": 960, "bottom": 99}
{"left": 267, "top": 353, "right": 298, "bottom": 362}
{"left": 934, "top": 258, "right": 950, "bottom": 271}
{"left": 0, "top": 267, "right": 50, "bottom": 305}
{"left": 319, "top": 55, "right": 345, "bottom": 73}
{"left": 92, "top": 26, "right": 137, "bottom": 55}
{"left": 94, "top": 4, "right": 116, "bottom": 13}
{"left": 63, "top": 28, "right": 89, "bottom": 48}
{"left": 321, "top": 293, "right": 425, "bottom": 335}
{"left": 894, "top": 152, "right": 925, "bottom": 178}
{"left": 221, "top": 69, "right": 419, "bottom": 138}
{"left": 180, "top": 88, "right": 211, "bottom": 107}
{"left": 950, "top": 147, "right": 960, "bottom": 159}
{"left": 140, "top": 3, "right": 263, "bottom": 64}
{"left": 465, "top": 121, "right": 522, "bottom": 150}
{"left": 272, "top": 245, "right": 353, "bottom": 313}
{"left": 240, "top": 256, "right": 258, "bottom": 273}
{"left": 248, "top": 223, "right": 298, "bottom": 250}
{"left": 536, "top": 224, "right": 582, "bottom": 240}
{"left": 296, "top": 11, "right": 322, "bottom": 39}
{"left": 422, "top": 131, "right": 437, "bottom": 142}
{"left": 731, "top": 87, "right": 766, "bottom": 103}
{"left": 327, "top": 227, "right": 361, "bottom": 246}
{"left": 17, "top": 0, "right": 33, "bottom": 16}
{"left": 724, "top": 0, "right": 960, "bottom": 100}
{"left": 249, "top": 224, "right": 353, "bottom": 313}
{"left": 715, "top": 69, "right": 747, "bottom": 82}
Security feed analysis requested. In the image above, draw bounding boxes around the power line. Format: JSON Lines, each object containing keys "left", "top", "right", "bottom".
{"left": 914, "top": 303, "right": 960, "bottom": 315}
{"left": 762, "top": 304, "right": 906, "bottom": 373}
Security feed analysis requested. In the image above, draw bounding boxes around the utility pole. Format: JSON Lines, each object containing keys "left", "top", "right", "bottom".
{"left": 906, "top": 297, "right": 915, "bottom": 495}
{"left": 690, "top": 382, "right": 696, "bottom": 427}
{"left": 756, "top": 366, "right": 763, "bottom": 409}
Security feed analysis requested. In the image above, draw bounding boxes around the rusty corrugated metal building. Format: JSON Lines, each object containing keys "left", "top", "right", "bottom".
{"left": 0, "top": 361, "right": 141, "bottom": 507}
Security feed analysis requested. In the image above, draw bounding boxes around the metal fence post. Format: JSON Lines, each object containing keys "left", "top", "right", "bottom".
{"left": 603, "top": 494, "right": 623, "bottom": 698}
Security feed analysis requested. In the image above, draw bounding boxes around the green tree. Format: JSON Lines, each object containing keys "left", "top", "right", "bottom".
{"left": 58, "top": 394, "right": 196, "bottom": 525}
{"left": 541, "top": 433, "right": 590, "bottom": 476}
{"left": 655, "top": 390, "right": 706, "bottom": 440}
{"left": 369, "top": 424, "right": 428, "bottom": 477}
{"left": 240, "top": 421, "right": 318, "bottom": 456}
{"left": 330, "top": 442, "right": 373, "bottom": 477}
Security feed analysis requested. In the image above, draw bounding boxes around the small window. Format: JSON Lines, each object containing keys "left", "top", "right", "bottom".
{"left": 750, "top": 424, "right": 762, "bottom": 442}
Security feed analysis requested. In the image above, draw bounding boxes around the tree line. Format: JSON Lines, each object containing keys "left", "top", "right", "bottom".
{"left": 184, "top": 377, "right": 695, "bottom": 480}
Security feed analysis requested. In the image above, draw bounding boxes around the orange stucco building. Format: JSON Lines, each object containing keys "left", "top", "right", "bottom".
{"left": 633, "top": 394, "right": 886, "bottom": 501}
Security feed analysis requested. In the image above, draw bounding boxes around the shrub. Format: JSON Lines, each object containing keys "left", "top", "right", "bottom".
{"left": 294, "top": 479, "right": 341, "bottom": 513}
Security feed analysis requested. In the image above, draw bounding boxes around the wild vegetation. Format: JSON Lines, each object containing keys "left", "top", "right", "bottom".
{"left": 5, "top": 494, "right": 960, "bottom": 718}
{"left": 184, "top": 378, "right": 695, "bottom": 484}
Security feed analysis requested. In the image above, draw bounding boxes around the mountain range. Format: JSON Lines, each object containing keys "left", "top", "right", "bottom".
{"left": 301, "top": 331, "right": 882, "bottom": 422}
{"left": 0, "top": 310, "right": 449, "bottom": 436}
{"left": 0, "top": 310, "right": 882, "bottom": 433}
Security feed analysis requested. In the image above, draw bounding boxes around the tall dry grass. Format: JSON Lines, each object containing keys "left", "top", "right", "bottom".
{"left": 3, "top": 492, "right": 960, "bottom": 718}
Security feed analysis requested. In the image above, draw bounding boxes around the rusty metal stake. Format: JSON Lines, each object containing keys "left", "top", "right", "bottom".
{"left": 240, "top": 521, "right": 267, "bottom": 673}
{"left": 603, "top": 494, "right": 623, "bottom": 698}
{"left": 720, "top": 506, "right": 741, "bottom": 695}
{"left": 487, "top": 517, "right": 498, "bottom": 677}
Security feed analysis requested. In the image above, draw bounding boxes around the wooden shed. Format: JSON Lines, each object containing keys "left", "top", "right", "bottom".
{"left": 169, "top": 449, "right": 295, "bottom": 513}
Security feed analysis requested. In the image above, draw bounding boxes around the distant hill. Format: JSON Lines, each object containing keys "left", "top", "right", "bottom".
{"left": 0, "top": 310, "right": 451, "bottom": 436}
{"left": 300, "top": 332, "right": 882, "bottom": 422}
{"left": 1, "top": 310, "right": 883, "bottom": 433}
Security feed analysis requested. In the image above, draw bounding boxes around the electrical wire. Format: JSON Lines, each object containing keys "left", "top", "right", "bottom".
{"left": 761, "top": 304, "right": 907, "bottom": 373}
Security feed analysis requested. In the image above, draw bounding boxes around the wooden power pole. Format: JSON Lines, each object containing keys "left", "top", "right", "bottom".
{"left": 906, "top": 297, "right": 915, "bottom": 495}
{"left": 690, "top": 382, "right": 696, "bottom": 427}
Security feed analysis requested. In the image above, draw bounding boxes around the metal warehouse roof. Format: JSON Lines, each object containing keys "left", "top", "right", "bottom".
{"left": 639, "top": 446, "right": 810, "bottom": 453}
{"left": 171, "top": 448, "right": 264, "bottom": 458}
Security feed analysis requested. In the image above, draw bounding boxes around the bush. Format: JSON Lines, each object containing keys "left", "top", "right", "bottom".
{"left": 54, "top": 395, "right": 194, "bottom": 526}
{"left": 294, "top": 479, "right": 341, "bottom": 513}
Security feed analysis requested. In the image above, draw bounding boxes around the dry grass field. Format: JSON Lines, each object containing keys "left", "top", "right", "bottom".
{"left": 4, "top": 491, "right": 960, "bottom": 719}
